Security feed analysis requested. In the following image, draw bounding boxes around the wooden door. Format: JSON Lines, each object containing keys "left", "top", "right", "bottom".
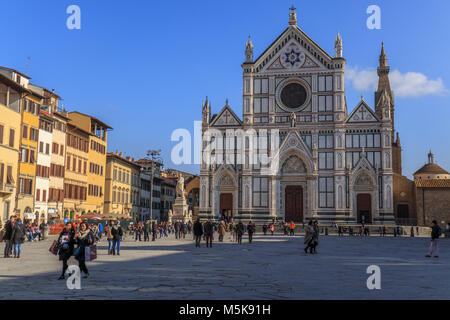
{"left": 285, "top": 186, "right": 303, "bottom": 222}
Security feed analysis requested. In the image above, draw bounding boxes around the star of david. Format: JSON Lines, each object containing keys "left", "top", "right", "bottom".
{"left": 285, "top": 49, "right": 301, "bottom": 66}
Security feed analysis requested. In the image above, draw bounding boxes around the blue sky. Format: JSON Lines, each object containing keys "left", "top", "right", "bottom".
{"left": 1, "top": 0, "right": 449, "bottom": 178}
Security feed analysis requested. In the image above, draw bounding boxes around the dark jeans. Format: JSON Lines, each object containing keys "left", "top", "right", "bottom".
{"left": 195, "top": 235, "right": 202, "bottom": 247}
{"left": 112, "top": 239, "right": 121, "bottom": 254}
{"left": 205, "top": 234, "right": 212, "bottom": 247}
{"left": 4, "top": 240, "right": 13, "bottom": 256}
{"left": 290, "top": 229, "right": 294, "bottom": 236}
{"left": 248, "top": 233, "right": 253, "bottom": 243}
{"left": 237, "top": 235, "right": 242, "bottom": 244}
{"left": 144, "top": 231, "right": 149, "bottom": 241}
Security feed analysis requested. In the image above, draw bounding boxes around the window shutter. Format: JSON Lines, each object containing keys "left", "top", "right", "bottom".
{"left": 0, "top": 163, "right": 4, "bottom": 185}
{"left": 9, "top": 129, "right": 14, "bottom": 148}
{"left": 0, "top": 125, "right": 3, "bottom": 144}
{"left": 36, "top": 189, "right": 40, "bottom": 202}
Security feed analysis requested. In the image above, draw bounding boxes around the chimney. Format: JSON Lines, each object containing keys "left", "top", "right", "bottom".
{"left": 132, "top": 157, "right": 134, "bottom": 162}
{"left": 119, "top": 152, "right": 123, "bottom": 158}
{"left": 115, "top": 150, "right": 118, "bottom": 155}
{"left": 126, "top": 156, "right": 131, "bottom": 161}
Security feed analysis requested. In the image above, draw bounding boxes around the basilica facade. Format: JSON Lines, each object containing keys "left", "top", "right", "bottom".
{"left": 199, "top": 8, "right": 399, "bottom": 224}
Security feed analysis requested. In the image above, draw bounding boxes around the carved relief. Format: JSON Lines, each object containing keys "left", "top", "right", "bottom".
{"left": 355, "top": 173, "right": 373, "bottom": 186}
{"left": 282, "top": 156, "right": 306, "bottom": 174}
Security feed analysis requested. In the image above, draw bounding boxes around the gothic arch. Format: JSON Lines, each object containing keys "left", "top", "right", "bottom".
{"left": 278, "top": 149, "right": 313, "bottom": 175}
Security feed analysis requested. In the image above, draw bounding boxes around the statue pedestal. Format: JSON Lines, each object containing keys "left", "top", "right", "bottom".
{"left": 172, "top": 197, "right": 191, "bottom": 224}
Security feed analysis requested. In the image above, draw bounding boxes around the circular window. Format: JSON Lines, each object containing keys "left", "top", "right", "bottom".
{"left": 280, "top": 83, "right": 307, "bottom": 109}
{"left": 276, "top": 79, "right": 311, "bottom": 112}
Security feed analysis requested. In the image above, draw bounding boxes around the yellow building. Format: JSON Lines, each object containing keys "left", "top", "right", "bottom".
{"left": 63, "top": 123, "right": 90, "bottom": 220}
{"left": 104, "top": 152, "right": 140, "bottom": 218}
{"left": 67, "top": 112, "right": 112, "bottom": 215}
{"left": 0, "top": 67, "right": 45, "bottom": 221}
{"left": 0, "top": 73, "right": 25, "bottom": 226}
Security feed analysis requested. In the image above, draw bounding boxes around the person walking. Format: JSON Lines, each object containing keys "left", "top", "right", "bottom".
{"left": 97, "top": 222, "right": 104, "bottom": 240}
{"left": 111, "top": 222, "right": 123, "bottom": 256}
{"left": 3, "top": 215, "right": 16, "bottom": 258}
{"left": 144, "top": 220, "right": 150, "bottom": 242}
{"left": 203, "top": 219, "right": 213, "bottom": 248}
{"left": 304, "top": 220, "right": 315, "bottom": 254}
{"left": 311, "top": 220, "right": 320, "bottom": 253}
{"left": 74, "top": 222, "right": 94, "bottom": 278}
{"left": 269, "top": 223, "right": 275, "bottom": 236}
{"left": 193, "top": 219, "right": 203, "bottom": 248}
{"left": 218, "top": 221, "right": 226, "bottom": 242}
{"left": 151, "top": 221, "right": 157, "bottom": 241}
{"left": 247, "top": 221, "right": 255, "bottom": 244}
{"left": 107, "top": 221, "right": 114, "bottom": 254}
{"left": 426, "top": 220, "right": 442, "bottom": 258}
{"left": 57, "top": 223, "right": 75, "bottom": 280}
{"left": 182, "top": 222, "right": 188, "bottom": 239}
{"left": 230, "top": 221, "right": 236, "bottom": 242}
{"left": 174, "top": 221, "right": 180, "bottom": 240}
{"left": 236, "top": 220, "right": 244, "bottom": 245}
{"left": 263, "top": 224, "right": 268, "bottom": 235}
{"left": 11, "top": 218, "right": 26, "bottom": 258}
{"left": 289, "top": 221, "right": 295, "bottom": 236}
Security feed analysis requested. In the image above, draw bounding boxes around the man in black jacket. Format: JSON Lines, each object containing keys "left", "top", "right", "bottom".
{"left": 3, "top": 216, "right": 16, "bottom": 258}
{"left": 193, "top": 219, "right": 203, "bottom": 247}
{"left": 203, "top": 220, "right": 213, "bottom": 248}
{"left": 426, "top": 220, "right": 441, "bottom": 258}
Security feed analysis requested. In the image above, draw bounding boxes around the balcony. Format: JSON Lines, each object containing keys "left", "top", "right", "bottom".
{"left": 0, "top": 183, "right": 15, "bottom": 196}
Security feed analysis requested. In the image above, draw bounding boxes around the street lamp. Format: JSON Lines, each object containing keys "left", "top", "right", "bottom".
{"left": 146, "top": 150, "right": 163, "bottom": 222}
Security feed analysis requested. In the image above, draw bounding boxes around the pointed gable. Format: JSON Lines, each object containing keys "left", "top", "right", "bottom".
{"left": 210, "top": 105, "right": 242, "bottom": 127}
{"left": 252, "top": 25, "right": 333, "bottom": 73}
{"left": 347, "top": 100, "right": 380, "bottom": 123}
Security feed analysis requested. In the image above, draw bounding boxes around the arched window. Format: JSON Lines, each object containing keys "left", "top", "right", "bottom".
{"left": 337, "top": 135, "right": 343, "bottom": 148}
{"left": 386, "top": 185, "right": 392, "bottom": 209}
{"left": 338, "top": 186, "right": 343, "bottom": 209}
{"left": 385, "top": 153, "right": 391, "bottom": 168}
{"left": 201, "top": 185, "right": 206, "bottom": 207}
{"left": 337, "top": 153, "right": 343, "bottom": 168}
{"left": 245, "top": 185, "right": 250, "bottom": 208}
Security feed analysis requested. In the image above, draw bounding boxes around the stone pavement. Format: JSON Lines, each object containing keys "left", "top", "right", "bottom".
{"left": 0, "top": 233, "right": 449, "bottom": 300}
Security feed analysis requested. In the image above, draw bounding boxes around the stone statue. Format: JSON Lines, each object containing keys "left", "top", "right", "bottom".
{"left": 290, "top": 112, "right": 297, "bottom": 128}
{"left": 176, "top": 174, "right": 185, "bottom": 199}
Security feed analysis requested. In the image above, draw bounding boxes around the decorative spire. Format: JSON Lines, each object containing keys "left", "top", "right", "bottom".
{"left": 225, "top": 98, "right": 229, "bottom": 106}
{"left": 289, "top": 5, "right": 297, "bottom": 25}
{"left": 202, "top": 96, "right": 211, "bottom": 125}
{"left": 379, "top": 42, "right": 387, "bottom": 68}
{"left": 428, "top": 150, "right": 434, "bottom": 164}
{"left": 245, "top": 35, "right": 253, "bottom": 63}
{"left": 335, "top": 32, "right": 343, "bottom": 58}
{"left": 376, "top": 41, "right": 393, "bottom": 132}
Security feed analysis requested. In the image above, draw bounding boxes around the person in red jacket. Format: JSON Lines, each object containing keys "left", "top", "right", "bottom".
{"left": 289, "top": 221, "right": 295, "bottom": 236}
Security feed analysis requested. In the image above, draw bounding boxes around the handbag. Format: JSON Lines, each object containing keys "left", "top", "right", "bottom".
{"left": 89, "top": 245, "right": 97, "bottom": 261}
{"left": 85, "top": 245, "right": 97, "bottom": 262}
{"left": 49, "top": 240, "right": 59, "bottom": 255}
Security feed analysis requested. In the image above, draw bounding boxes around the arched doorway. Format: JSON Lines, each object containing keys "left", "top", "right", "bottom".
{"left": 280, "top": 154, "right": 308, "bottom": 223}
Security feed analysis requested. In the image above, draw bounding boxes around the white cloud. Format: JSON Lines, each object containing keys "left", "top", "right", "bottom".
{"left": 345, "top": 67, "right": 447, "bottom": 98}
